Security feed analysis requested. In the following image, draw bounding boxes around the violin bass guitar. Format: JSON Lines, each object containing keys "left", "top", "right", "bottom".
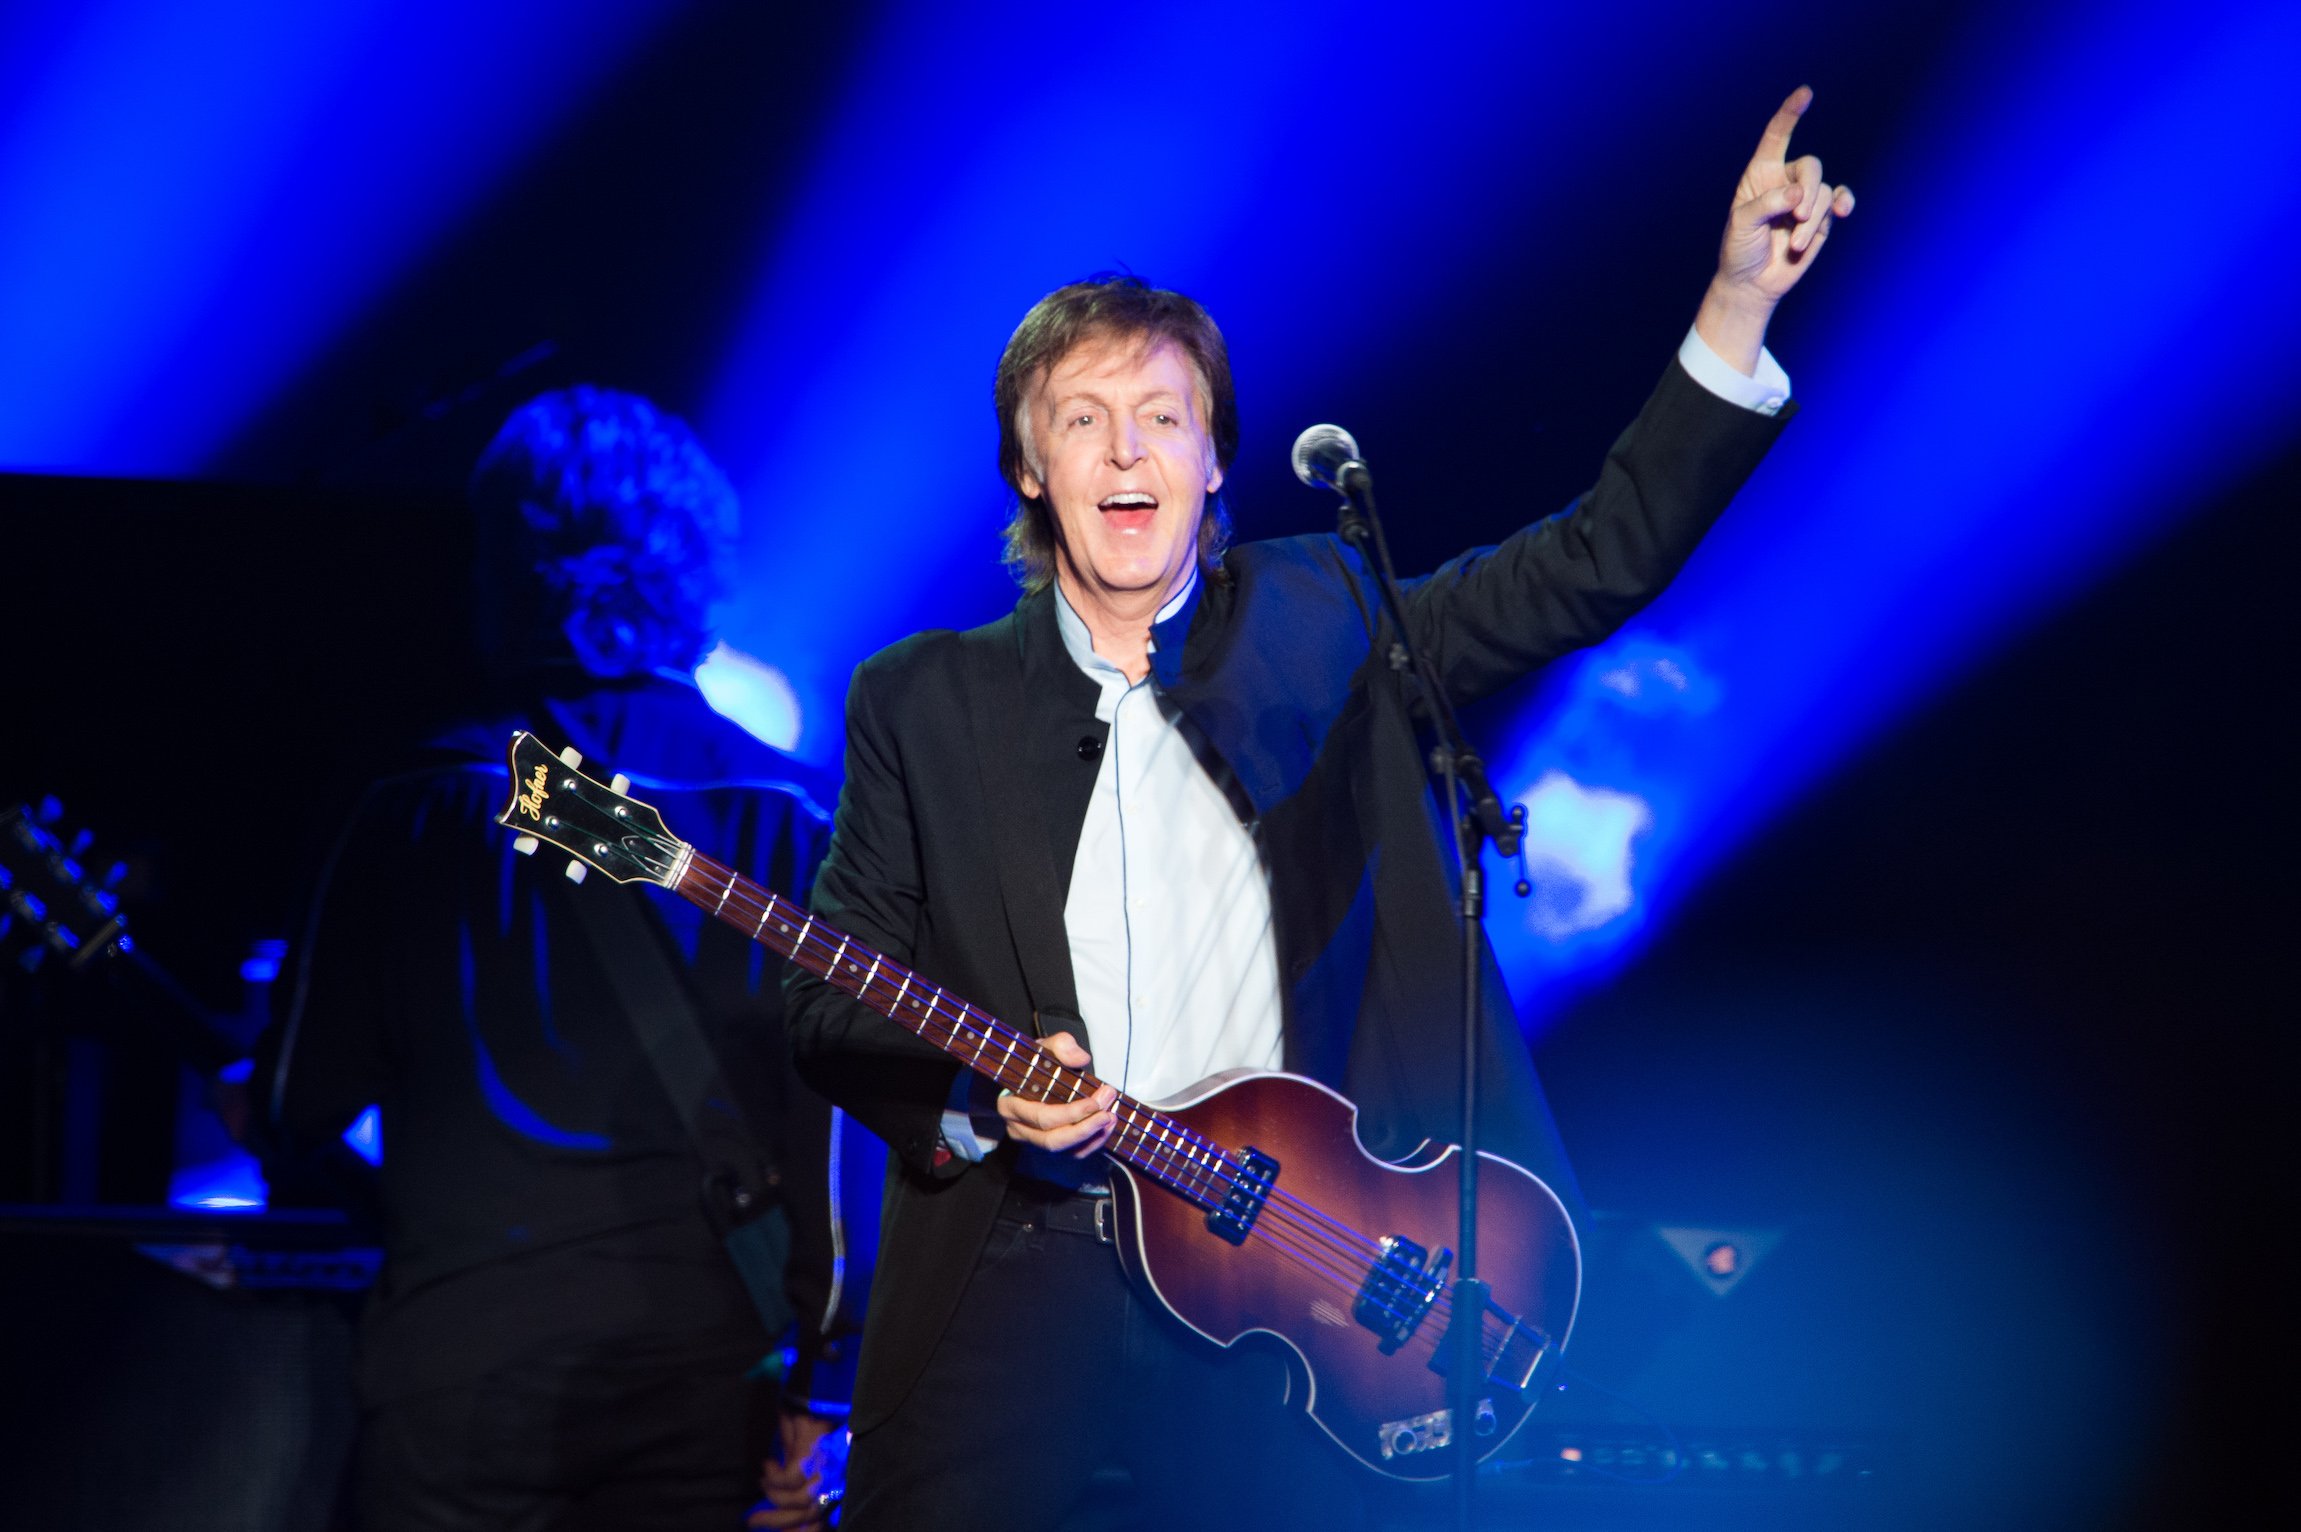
{"left": 496, "top": 730, "right": 1580, "bottom": 1479}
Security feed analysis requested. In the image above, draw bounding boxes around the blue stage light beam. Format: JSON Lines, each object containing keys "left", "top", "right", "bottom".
{"left": 0, "top": 0, "right": 680, "bottom": 478}
{"left": 1484, "top": 0, "right": 2301, "bottom": 1009}
{"left": 701, "top": 0, "right": 1701, "bottom": 755}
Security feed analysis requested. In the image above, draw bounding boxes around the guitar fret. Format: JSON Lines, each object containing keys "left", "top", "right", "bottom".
{"left": 713, "top": 872, "right": 734, "bottom": 915}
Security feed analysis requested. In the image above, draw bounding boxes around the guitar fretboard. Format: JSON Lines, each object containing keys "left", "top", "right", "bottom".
{"left": 670, "top": 848, "right": 1246, "bottom": 1211}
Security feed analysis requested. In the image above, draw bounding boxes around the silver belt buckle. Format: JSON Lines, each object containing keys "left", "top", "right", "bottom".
{"left": 1092, "top": 1196, "right": 1113, "bottom": 1244}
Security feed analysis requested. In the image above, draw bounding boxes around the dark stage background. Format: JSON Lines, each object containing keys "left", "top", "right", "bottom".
{"left": 2, "top": 1, "right": 2294, "bottom": 1527}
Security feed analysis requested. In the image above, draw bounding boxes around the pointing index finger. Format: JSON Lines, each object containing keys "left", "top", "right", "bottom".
{"left": 1749, "top": 85, "right": 1814, "bottom": 172}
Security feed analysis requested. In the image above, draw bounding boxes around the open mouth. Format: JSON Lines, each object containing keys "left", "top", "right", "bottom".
{"left": 1097, "top": 490, "right": 1159, "bottom": 532}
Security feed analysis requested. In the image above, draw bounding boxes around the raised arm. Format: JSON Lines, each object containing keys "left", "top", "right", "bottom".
{"left": 1396, "top": 88, "right": 1854, "bottom": 700}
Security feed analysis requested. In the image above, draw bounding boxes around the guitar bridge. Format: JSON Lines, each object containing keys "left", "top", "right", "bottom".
{"left": 1427, "top": 1303, "right": 1555, "bottom": 1397}
{"left": 1207, "top": 1148, "right": 1278, "bottom": 1246}
{"left": 1354, "top": 1236, "right": 1450, "bottom": 1353}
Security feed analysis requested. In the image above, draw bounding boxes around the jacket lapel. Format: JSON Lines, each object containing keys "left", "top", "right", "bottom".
{"left": 958, "top": 590, "right": 1104, "bottom": 1035}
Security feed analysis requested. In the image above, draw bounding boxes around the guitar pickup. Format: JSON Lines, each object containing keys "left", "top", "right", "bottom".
{"left": 1206, "top": 1147, "right": 1278, "bottom": 1246}
{"left": 1354, "top": 1235, "right": 1450, "bottom": 1353}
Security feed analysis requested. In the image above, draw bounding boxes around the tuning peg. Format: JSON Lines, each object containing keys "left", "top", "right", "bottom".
{"left": 609, "top": 773, "right": 630, "bottom": 794}
{"left": 67, "top": 829, "right": 93, "bottom": 856}
{"left": 563, "top": 860, "right": 588, "bottom": 884}
{"left": 512, "top": 835, "right": 540, "bottom": 856}
{"left": 559, "top": 746, "right": 583, "bottom": 769}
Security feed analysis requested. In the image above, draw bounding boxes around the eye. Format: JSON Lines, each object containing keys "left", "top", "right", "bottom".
{"left": 1070, "top": 412, "right": 1095, "bottom": 428}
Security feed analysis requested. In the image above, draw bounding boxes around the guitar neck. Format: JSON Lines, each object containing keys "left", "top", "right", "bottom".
{"left": 667, "top": 847, "right": 1235, "bottom": 1204}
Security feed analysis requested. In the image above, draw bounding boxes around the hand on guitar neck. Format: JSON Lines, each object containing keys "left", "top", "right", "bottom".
{"left": 998, "top": 1031, "right": 1117, "bottom": 1156}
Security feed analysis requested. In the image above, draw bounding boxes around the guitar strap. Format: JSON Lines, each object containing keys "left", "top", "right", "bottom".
{"left": 566, "top": 882, "right": 793, "bottom": 1340}
{"left": 959, "top": 631, "right": 1086, "bottom": 1048}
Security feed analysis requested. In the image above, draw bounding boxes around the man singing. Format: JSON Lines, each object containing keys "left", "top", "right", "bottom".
{"left": 787, "top": 89, "right": 1854, "bottom": 1530}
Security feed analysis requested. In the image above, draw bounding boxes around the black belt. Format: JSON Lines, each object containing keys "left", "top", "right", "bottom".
{"left": 999, "top": 1179, "right": 1115, "bottom": 1244}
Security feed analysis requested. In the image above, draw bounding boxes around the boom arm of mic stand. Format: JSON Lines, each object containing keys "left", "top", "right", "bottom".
{"left": 1334, "top": 470, "right": 1519, "bottom": 860}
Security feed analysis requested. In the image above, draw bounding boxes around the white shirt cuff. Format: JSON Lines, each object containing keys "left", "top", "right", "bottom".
{"left": 938, "top": 1069, "right": 1002, "bottom": 1163}
{"left": 1678, "top": 325, "right": 1792, "bottom": 416}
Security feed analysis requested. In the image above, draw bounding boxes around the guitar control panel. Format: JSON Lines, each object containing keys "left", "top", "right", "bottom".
{"left": 1377, "top": 1397, "right": 1497, "bottom": 1462}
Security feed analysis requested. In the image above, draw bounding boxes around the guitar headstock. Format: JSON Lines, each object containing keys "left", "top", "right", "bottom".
{"left": 1, "top": 797, "right": 133, "bottom": 971}
{"left": 496, "top": 731, "right": 687, "bottom": 887}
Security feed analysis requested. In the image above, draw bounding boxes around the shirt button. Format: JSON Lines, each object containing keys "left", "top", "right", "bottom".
{"left": 1076, "top": 736, "right": 1103, "bottom": 762}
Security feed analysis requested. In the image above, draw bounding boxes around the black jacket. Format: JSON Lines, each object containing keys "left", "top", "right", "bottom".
{"left": 262, "top": 673, "right": 850, "bottom": 1405}
{"left": 788, "top": 358, "right": 1791, "bottom": 1430}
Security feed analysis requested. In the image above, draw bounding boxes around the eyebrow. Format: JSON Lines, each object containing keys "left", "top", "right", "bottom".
{"left": 1047, "top": 385, "right": 1189, "bottom": 414}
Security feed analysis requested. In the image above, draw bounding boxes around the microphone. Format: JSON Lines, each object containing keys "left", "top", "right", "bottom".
{"left": 1292, "top": 422, "right": 1376, "bottom": 545}
{"left": 1290, "top": 423, "right": 1366, "bottom": 494}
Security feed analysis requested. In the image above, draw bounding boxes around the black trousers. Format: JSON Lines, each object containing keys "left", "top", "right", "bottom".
{"left": 353, "top": 1345, "right": 770, "bottom": 1532}
{"left": 844, "top": 1192, "right": 1373, "bottom": 1532}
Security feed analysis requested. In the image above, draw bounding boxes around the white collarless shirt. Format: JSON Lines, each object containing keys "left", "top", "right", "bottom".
{"left": 1053, "top": 574, "right": 1286, "bottom": 1106}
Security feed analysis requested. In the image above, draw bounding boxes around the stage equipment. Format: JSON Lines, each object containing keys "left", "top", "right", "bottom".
{"left": 0, "top": 1204, "right": 369, "bottom": 1532}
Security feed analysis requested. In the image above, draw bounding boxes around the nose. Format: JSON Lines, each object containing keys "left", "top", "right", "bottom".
{"left": 1106, "top": 414, "right": 1143, "bottom": 468}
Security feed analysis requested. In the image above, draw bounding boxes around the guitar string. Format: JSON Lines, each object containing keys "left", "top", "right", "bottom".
{"left": 679, "top": 849, "right": 1523, "bottom": 1364}
{"left": 623, "top": 838, "right": 1524, "bottom": 1366}
{"left": 672, "top": 852, "right": 1249, "bottom": 1209}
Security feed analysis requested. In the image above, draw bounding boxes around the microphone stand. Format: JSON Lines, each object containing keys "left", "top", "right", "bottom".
{"left": 1326, "top": 461, "right": 1524, "bottom": 1532}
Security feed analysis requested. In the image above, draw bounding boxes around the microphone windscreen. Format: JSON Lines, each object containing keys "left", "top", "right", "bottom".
{"left": 1290, "top": 423, "right": 1361, "bottom": 489}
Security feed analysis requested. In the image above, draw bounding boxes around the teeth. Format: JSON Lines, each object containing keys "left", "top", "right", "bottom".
{"left": 1102, "top": 493, "right": 1155, "bottom": 509}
